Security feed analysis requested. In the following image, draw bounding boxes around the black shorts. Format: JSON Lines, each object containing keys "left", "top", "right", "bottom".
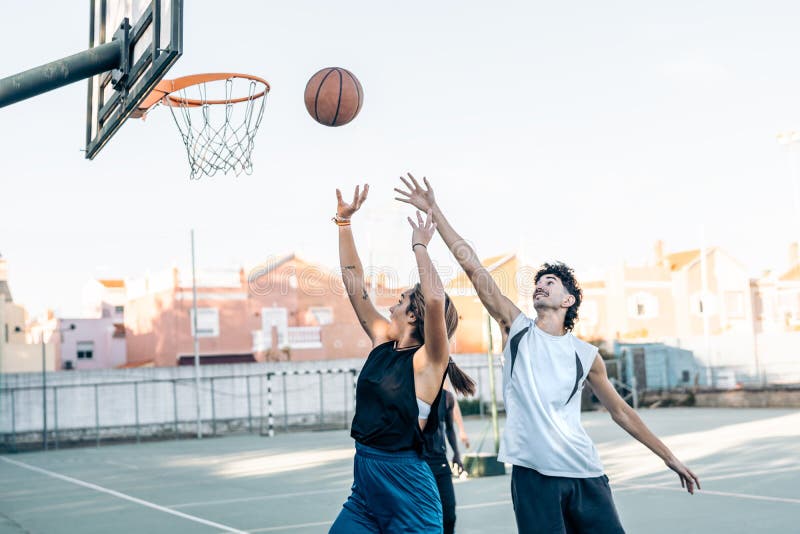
{"left": 511, "top": 465, "right": 625, "bottom": 534}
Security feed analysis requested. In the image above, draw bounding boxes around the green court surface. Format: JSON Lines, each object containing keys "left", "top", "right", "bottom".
{"left": 1, "top": 408, "right": 798, "bottom": 533}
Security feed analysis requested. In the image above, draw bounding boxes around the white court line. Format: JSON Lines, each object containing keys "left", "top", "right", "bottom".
{"left": 170, "top": 488, "right": 343, "bottom": 509}
{"left": 615, "top": 482, "right": 800, "bottom": 505}
{"left": 243, "top": 498, "right": 515, "bottom": 532}
{"left": 457, "top": 499, "right": 512, "bottom": 510}
{"left": 0, "top": 457, "right": 247, "bottom": 533}
{"left": 247, "top": 520, "right": 332, "bottom": 532}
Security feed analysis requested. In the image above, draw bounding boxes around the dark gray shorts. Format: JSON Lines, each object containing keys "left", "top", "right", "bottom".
{"left": 511, "top": 465, "right": 625, "bottom": 534}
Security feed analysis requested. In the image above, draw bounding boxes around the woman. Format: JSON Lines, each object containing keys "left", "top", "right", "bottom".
{"left": 330, "top": 184, "right": 475, "bottom": 534}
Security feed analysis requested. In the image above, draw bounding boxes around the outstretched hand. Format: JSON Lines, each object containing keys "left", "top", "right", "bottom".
{"left": 408, "top": 210, "right": 437, "bottom": 249}
{"left": 395, "top": 173, "right": 437, "bottom": 212}
{"left": 336, "top": 184, "right": 369, "bottom": 219}
{"left": 666, "top": 457, "right": 700, "bottom": 495}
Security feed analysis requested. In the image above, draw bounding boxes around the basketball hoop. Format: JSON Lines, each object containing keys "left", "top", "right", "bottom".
{"left": 137, "top": 73, "right": 270, "bottom": 179}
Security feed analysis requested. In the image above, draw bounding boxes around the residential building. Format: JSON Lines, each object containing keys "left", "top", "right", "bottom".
{"left": 0, "top": 254, "right": 57, "bottom": 373}
{"left": 123, "top": 254, "right": 402, "bottom": 366}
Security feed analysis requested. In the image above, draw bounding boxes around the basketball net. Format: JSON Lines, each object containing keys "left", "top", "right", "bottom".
{"left": 144, "top": 74, "right": 270, "bottom": 179}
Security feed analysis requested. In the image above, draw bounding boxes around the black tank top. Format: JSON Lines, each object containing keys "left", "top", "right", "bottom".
{"left": 350, "top": 341, "right": 445, "bottom": 453}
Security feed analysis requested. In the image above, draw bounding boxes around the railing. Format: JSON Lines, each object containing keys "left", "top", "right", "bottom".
{"left": 251, "top": 326, "right": 322, "bottom": 351}
{"left": 0, "top": 368, "right": 357, "bottom": 452}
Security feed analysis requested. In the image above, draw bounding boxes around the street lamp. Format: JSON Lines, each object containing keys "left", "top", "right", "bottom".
{"left": 41, "top": 322, "right": 74, "bottom": 450}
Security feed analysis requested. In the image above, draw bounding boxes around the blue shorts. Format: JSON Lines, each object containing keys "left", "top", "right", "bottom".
{"left": 329, "top": 442, "right": 443, "bottom": 534}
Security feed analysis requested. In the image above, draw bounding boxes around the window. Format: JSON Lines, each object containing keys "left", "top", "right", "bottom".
{"left": 77, "top": 341, "right": 94, "bottom": 359}
{"left": 309, "top": 306, "right": 334, "bottom": 325}
{"left": 190, "top": 308, "right": 220, "bottom": 338}
{"left": 627, "top": 292, "right": 659, "bottom": 319}
{"left": 681, "top": 370, "right": 691, "bottom": 383}
{"left": 114, "top": 305, "right": 124, "bottom": 314}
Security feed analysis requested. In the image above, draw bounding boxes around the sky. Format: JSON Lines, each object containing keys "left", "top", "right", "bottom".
{"left": 2, "top": 0, "right": 800, "bottom": 318}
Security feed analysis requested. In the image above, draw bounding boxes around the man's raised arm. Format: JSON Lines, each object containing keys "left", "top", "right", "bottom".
{"left": 395, "top": 174, "right": 521, "bottom": 333}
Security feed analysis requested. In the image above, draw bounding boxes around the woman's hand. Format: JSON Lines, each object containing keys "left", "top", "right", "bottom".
{"left": 408, "top": 210, "right": 437, "bottom": 249}
{"left": 336, "top": 184, "right": 369, "bottom": 219}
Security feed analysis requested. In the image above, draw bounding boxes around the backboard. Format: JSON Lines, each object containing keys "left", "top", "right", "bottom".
{"left": 85, "top": 0, "right": 182, "bottom": 159}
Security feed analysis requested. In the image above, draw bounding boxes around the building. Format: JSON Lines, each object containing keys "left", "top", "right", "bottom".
{"left": 447, "top": 253, "right": 531, "bottom": 354}
{"left": 123, "top": 254, "right": 402, "bottom": 366}
{"left": 0, "top": 254, "right": 57, "bottom": 374}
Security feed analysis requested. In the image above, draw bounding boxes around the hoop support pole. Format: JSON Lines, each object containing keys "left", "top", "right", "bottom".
{"left": 0, "top": 38, "right": 123, "bottom": 109}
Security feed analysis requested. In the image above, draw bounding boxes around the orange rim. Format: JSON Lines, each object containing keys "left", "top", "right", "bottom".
{"left": 136, "top": 73, "right": 270, "bottom": 112}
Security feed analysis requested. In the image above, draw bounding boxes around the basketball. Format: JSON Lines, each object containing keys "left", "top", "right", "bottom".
{"left": 304, "top": 67, "right": 363, "bottom": 127}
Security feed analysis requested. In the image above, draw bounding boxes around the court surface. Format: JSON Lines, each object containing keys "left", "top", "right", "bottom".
{"left": 1, "top": 408, "right": 798, "bottom": 533}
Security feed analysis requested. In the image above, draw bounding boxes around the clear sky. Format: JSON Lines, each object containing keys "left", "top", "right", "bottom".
{"left": 2, "top": 0, "right": 800, "bottom": 318}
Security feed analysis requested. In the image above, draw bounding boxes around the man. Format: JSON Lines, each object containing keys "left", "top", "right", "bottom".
{"left": 422, "top": 388, "right": 465, "bottom": 534}
{"left": 395, "top": 174, "right": 700, "bottom": 534}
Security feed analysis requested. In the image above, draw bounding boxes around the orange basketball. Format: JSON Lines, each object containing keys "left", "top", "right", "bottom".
{"left": 304, "top": 67, "right": 363, "bottom": 127}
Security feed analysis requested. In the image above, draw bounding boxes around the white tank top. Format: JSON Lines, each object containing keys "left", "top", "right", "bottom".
{"left": 498, "top": 313, "right": 604, "bottom": 478}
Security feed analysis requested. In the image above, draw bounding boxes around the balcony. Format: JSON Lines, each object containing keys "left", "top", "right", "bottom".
{"left": 252, "top": 326, "right": 322, "bottom": 351}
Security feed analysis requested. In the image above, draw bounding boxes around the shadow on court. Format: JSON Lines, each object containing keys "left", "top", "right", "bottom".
{"left": 1, "top": 408, "right": 798, "bottom": 533}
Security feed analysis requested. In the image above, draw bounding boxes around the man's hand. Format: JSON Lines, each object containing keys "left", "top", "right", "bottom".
{"left": 666, "top": 456, "right": 700, "bottom": 495}
{"left": 336, "top": 184, "right": 368, "bottom": 219}
{"left": 395, "top": 173, "right": 437, "bottom": 212}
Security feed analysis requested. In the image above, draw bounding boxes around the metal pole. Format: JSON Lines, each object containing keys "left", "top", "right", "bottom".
{"left": 259, "top": 373, "right": 264, "bottom": 434}
{"left": 319, "top": 371, "right": 324, "bottom": 430}
{"left": 478, "top": 366, "right": 485, "bottom": 418}
{"left": 282, "top": 372, "right": 288, "bottom": 432}
{"left": 94, "top": 384, "right": 100, "bottom": 448}
{"left": 41, "top": 335, "right": 48, "bottom": 450}
{"left": 246, "top": 376, "right": 253, "bottom": 433}
{"left": 486, "top": 313, "right": 501, "bottom": 454}
{"left": 134, "top": 382, "right": 140, "bottom": 444}
{"left": 267, "top": 373, "right": 274, "bottom": 437}
{"left": 172, "top": 380, "right": 179, "bottom": 439}
{"left": 191, "top": 229, "right": 202, "bottom": 439}
{"left": 210, "top": 377, "right": 216, "bottom": 436}
{"left": 11, "top": 389, "right": 16, "bottom": 451}
{"left": 0, "top": 41, "right": 122, "bottom": 108}
{"left": 343, "top": 371, "right": 349, "bottom": 429}
{"left": 54, "top": 387, "right": 59, "bottom": 450}
{"left": 700, "top": 226, "right": 713, "bottom": 387}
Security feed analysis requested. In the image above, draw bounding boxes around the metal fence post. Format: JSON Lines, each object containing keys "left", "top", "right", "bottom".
{"left": 134, "top": 382, "right": 140, "bottom": 444}
{"left": 94, "top": 384, "right": 100, "bottom": 448}
{"left": 11, "top": 389, "right": 16, "bottom": 450}
{"left": 343, "top": 370, "right": 349, "bottom": 429}
{"left": 246, "top": 375, "right": 253, "bottom": 433}
{"left": 259, "top": 373, "right": 264, "bottom": 434}
{"left": 282, "top": 372, "right": 288, "bottom": 432}
{"left": 267, "top": 372, "right": 274, "bottom": 437}
{"left": 54, "top": 387, "right": 59, "bottom": 450}
{"left": 478, "top": 367, "right": 485, "bottom": 418}
{"left": 319, "top": 371, "right": 325, "bottom": 430}
{"left": 210, "top": 377, "right": 217, "bottom": 436}
{"left": 172, "top": 380, "right": 179, "bottom": 439}
{"left": 631, "top": 376, "right": 639, "bottom": 410}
